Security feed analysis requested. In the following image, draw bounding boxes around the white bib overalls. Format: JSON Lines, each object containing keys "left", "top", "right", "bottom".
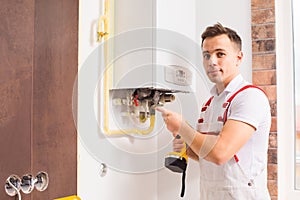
{"left": 197, "top": 85, "right": 270, "bottom": 200}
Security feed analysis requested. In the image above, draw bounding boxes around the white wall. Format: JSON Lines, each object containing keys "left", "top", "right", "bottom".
{"left": 78, "top": 0, "right": 251, "bottom": 199}
{"left": 195, "top": 0, "right": 252, "bottom": 83}
{"left": 77, "top": 0, "right": 104, "bottom": 199}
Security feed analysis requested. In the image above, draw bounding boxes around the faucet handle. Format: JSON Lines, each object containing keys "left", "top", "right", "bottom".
{"left": 5, "top": 174, "right": 21, "bottom": 197}
{"left": 34, "top": 171, "right": 49, "bottom": 192}
{"left": 20, "top": 174, "right": 35, "bottom": 194}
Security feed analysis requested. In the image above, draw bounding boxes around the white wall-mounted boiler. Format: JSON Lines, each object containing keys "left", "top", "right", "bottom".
{"left": 99, "top": 0, "right": 199, "bottom": 135}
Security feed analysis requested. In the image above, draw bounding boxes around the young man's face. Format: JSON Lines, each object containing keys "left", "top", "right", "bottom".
{"left": 202, "top": 34, "right": 243, "bottom": 89}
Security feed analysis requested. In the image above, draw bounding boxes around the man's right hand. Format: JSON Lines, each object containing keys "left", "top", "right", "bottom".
{"left": 173, "top": 136, "right": 185, "bottom": 153}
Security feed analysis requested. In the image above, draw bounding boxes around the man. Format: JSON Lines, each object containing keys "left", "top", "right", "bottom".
{"left": 157, "top": 23, "right": 271, "bottom": 199}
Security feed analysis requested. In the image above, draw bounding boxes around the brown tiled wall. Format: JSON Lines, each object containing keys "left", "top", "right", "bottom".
{"left": 251, "top": 0, "right": 277, "bottom": 199}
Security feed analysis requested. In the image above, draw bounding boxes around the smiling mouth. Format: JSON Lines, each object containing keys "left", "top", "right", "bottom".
{"left": 208, "top": 69, "right": 222, "bottom": 74}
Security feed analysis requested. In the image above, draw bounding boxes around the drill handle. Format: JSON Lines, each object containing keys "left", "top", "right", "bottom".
{"left": 174, "top": 135, "right": 188, "bottom": 161}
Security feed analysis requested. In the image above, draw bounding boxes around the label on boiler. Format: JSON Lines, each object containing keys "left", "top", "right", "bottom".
{"left": 164, "top": 65, "right": 192, "bottom": 86}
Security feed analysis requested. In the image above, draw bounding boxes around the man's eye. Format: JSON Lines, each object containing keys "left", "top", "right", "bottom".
{"left": 203, "top": 54, "right": 210, "bottom": 60}
{"left": 217, "top": 52, "right": 225, "bottom": 57}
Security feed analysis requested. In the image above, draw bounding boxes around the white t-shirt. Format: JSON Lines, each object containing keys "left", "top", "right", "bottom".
{"left": 199, "top": 74, "right": 271, "bottom": 178}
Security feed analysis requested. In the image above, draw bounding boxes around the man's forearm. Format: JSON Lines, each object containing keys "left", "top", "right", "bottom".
{"left": 179, "top": 122, "right": 218, "bottom": 159}
{"left": 186, "top": 147, "right": 199, "bottom": 161}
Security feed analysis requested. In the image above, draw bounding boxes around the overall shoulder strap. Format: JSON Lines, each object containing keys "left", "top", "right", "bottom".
{"left": 223, "top": 85, "right": 265, "bottom": 122}
{"left": 200, "top": 96, "right": 214, "bottom": 113}
{"left": 205, "top": 96, "right": 214, "bottom": 106}
{"left": 226, "top": 85, "right": 265, "bottom": 104}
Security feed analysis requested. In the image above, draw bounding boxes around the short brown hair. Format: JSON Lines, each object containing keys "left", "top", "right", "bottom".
{"left": 201, "top": 22, "right": 242, "bottom": 51}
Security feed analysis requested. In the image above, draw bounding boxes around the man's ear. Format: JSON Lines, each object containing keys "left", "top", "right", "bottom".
{"left": 236, "top": 51, "right": 243, "bottom": 66}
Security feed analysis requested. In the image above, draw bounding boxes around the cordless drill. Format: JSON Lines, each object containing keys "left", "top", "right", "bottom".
{"left": 165, "top": 135, "right": 188, "bottom": 197}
